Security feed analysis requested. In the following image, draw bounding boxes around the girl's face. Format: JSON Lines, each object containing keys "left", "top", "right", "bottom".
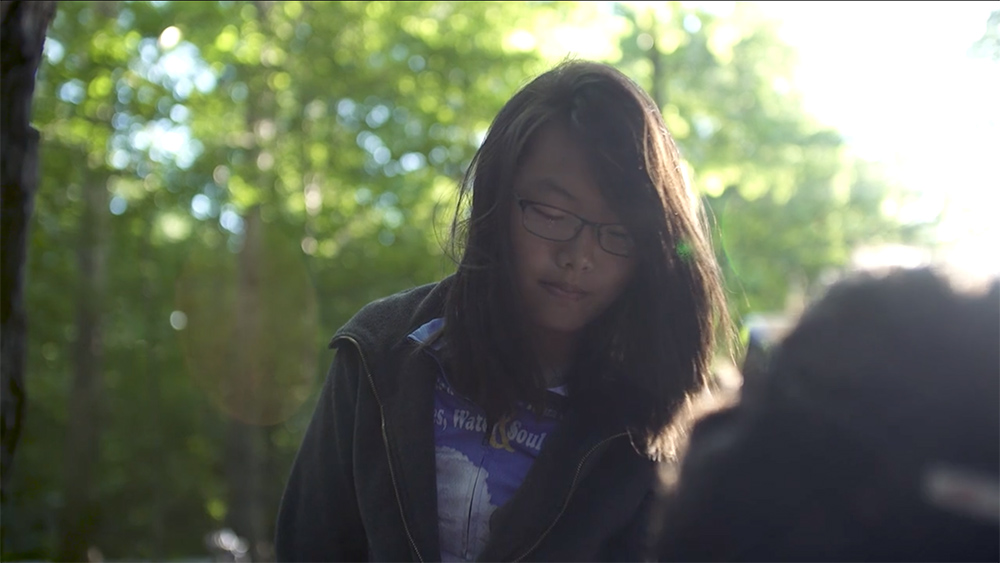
{"left": 509, "top": 122, "right": 637, "bottom": 344}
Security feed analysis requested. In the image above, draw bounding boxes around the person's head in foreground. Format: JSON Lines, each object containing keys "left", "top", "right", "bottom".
{"left": 654, "top": 266, "right": 1000, "bottom": 561}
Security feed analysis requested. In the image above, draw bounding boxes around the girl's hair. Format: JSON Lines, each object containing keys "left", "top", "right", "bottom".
{"left": 442, "top": 59, "right": 732, "bottom": 455}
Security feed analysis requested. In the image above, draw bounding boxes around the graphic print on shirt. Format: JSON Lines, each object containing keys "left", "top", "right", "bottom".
{"left": 433, "top": 374, "right": 562, "bottom": 561}
{"left": 434, "top": 445, "right": 494, "bottom": 561}
{"left": 409, "top": 318, "right": 565, "bottom": 562}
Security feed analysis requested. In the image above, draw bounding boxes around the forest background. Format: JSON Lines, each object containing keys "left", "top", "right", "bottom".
{"left": 2, "top": 1, "right": 996, "bottom": 561}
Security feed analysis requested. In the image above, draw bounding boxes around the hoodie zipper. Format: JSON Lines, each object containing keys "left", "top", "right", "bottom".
{"left": 335, "top": 335, "right": 425, "bottom": 563}
{"left": 511, "top": 431, "right": 629, "bottom": 562}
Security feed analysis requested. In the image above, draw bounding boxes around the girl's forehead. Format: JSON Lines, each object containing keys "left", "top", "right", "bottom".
{"left": 512, "top": 121, "right": 646, "bottom": 222}
{"left": 521, "top": 177, "right": 577, "bottom": 204}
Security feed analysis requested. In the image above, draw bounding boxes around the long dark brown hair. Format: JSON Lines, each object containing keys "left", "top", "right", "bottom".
{"left": 441, "top": 59, "right": 732, "bottom": 456}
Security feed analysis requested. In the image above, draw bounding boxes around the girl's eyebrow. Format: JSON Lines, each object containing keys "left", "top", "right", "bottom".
{"left": 526, "top": 181, "right": 629, "bottom": 227}
{"left": 532, "top": 177, "right": 577, "bottom": 202}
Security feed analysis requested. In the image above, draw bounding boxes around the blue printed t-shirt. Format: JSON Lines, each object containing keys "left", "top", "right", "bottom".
{"left": 408, "top": 318, "right": 566, "bottom": 562}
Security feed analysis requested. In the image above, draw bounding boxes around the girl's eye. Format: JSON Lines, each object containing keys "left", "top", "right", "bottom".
{"left": 604, "top": 226, "right": 631, "bottom": 240}
{"left": 534, "top": 205, "right": 567, "bottom": 221}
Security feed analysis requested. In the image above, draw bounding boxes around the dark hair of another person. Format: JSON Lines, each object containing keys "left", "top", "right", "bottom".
{"left": 655, "top": 267, "right": 1000, "bottom": 561}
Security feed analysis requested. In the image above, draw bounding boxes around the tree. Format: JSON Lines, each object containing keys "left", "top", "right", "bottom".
{"left": 56, "top": 165, "right": 108, "bottom": 563}
{"left": 1, "top": 0, "right": 57, "bottom": 499}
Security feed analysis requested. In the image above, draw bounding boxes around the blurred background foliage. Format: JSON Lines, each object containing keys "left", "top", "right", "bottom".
{"left": 1, "top": 1, "right": 943, "bottom": 561}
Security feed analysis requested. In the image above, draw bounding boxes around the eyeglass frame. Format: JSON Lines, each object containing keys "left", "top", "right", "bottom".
{"left": 513, "top": 194, "right": 636, "bottom": 258}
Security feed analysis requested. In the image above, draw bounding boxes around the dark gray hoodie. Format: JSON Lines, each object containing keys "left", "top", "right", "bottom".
{"left": 274, "top": 276, "right": 666, "bottom": 562}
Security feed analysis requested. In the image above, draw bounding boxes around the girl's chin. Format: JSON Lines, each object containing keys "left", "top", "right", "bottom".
{"left": 529, "top": 317, "right": 589, "bottom": 338}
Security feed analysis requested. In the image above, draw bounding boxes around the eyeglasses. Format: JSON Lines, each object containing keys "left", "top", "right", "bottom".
{"left": 515, "top": 195, "right": 635, "bottom": 257}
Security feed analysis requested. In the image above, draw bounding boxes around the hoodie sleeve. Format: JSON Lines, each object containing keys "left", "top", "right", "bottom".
{"left": 274, "top": 343, "right": 368, "bottom": 562}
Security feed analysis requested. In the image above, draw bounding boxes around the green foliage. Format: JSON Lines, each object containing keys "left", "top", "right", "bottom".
{"left": 613, "top": 1, "right": 929, "bottom": 318}
{"left": 2, "top": 1, "right": 925, "bottom": 560}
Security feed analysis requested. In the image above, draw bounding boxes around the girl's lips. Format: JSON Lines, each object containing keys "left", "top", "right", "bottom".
{"left": 540, "top": 281, "right": 587, "bottom": 301}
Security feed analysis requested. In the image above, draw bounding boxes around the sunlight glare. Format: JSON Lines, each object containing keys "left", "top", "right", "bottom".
{"left": 170, "top": 310, "right": 188, "bottom": 330}
{"left": 158, "top": 25, "right": 182, "bottom": 50}
{"left": 506, "top": 29, "right": 537, "bottom": 52}
{"left": 753, "top": 1, "right": 998, "bottom": 277}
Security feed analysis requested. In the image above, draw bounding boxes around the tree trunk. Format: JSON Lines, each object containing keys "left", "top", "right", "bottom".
{"left": 140, "top": 220, "right": 166, "bottom": 560}
{"left": 56, "top": 176, "right": 108, "bottom": 562}
{"left": 225, "top": 5, "right": 277, "bottom": 557}
{"left": 224, "top": 421, "right": 265, "bottom": 561}
{"left": 225, "top": 207, "right": 267, "bottom": 561}
{"left": 0, "top": 0, "right": 57, "bottom": 499}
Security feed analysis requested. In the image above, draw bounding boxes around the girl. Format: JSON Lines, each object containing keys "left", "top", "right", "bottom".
{"left": 275, "top": 59, "right": 731, "bottom": 562}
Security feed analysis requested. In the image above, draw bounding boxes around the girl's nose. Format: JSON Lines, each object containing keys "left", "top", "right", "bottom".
{"left": 557, "top": 224, "right": 598, "bottom": 271}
